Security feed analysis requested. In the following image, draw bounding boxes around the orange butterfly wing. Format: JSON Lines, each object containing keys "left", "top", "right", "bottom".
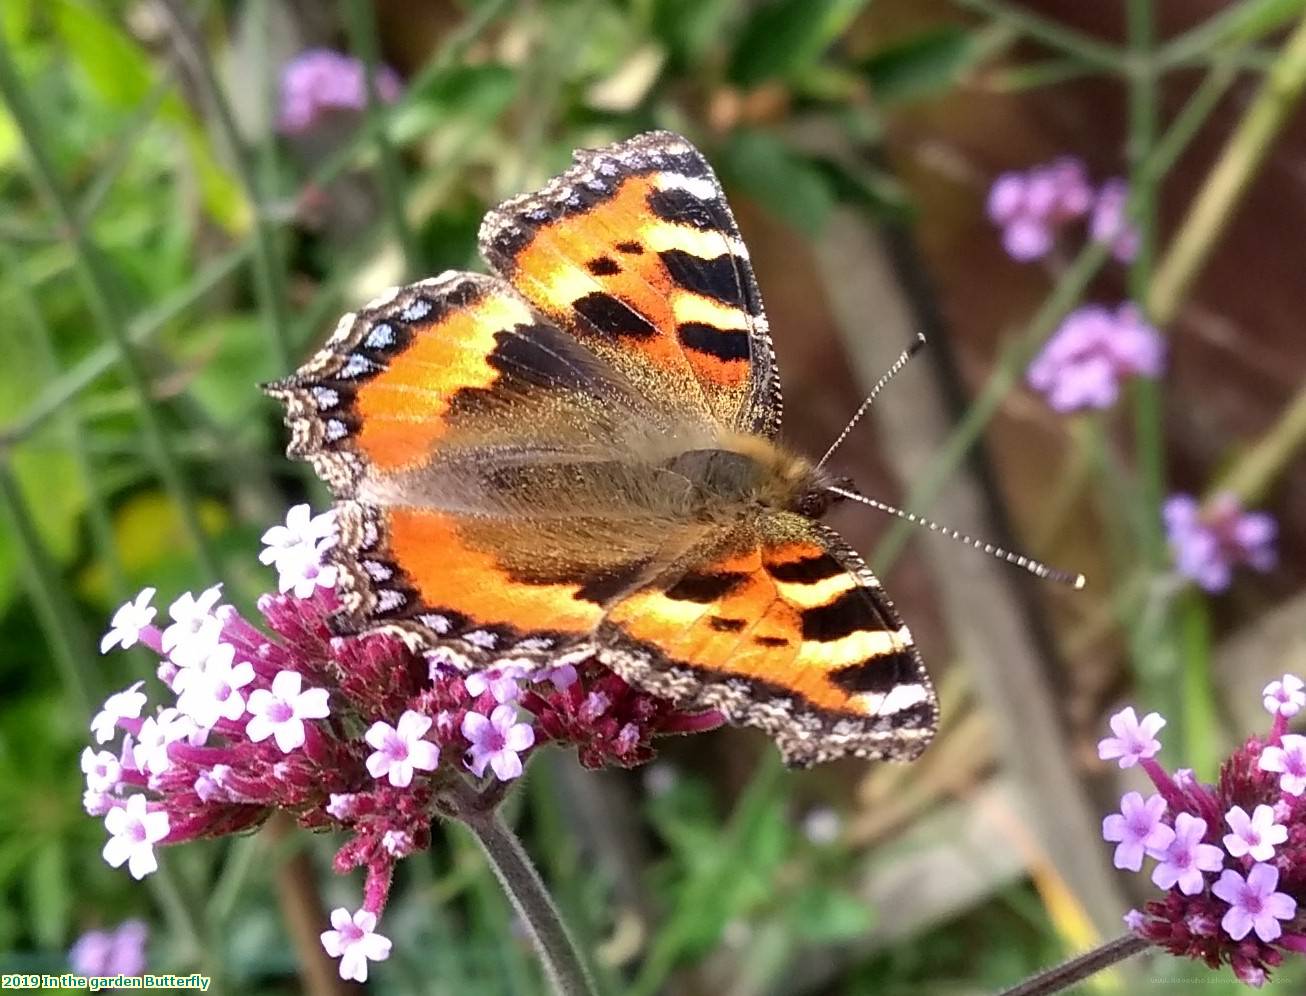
{"left": 600, "top": 514, "right": 936, "bottom": 765}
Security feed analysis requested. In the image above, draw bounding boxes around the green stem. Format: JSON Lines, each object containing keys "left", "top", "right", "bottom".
{"left": 0, "top": 460, "right": 96, "bottom": 715}
{"left": 157, "top": 0, "right": 292, "bottom": 375}
{"left": 997, "top": 934, "right": 1151, "bottom": 995}
{"left": 953, "top": 0, "right": 1125, "bottom": 70}
{"left": 3, "top": 244, "right": 251, "bottom": 445}
{"left": 0, "top": 31, "right": 221, "bottom": 580}
{"left": 445, "top": 779, "right": 598, "bottom": 996}
{"left": 1148, "top": 12, "right": 1306, "bottom": 324}
{"left": 1157, "top": 0, "right": 1306, "bottom": 68}
{"left": 1215, "top": 383, "right": 1306, "bottom": 502}
{"left": 344, "top": 0, "right": 422, "bottom": 279}
{"left": 0, "top": 245, "right": 129, "bottom": 602}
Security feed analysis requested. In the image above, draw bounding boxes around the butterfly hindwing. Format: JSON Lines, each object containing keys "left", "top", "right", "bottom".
{"left": 478, "top": 131, "right": 782, "bottom": 437}
{"left": 598, "top": 513, "right": 938, "bottom": 766}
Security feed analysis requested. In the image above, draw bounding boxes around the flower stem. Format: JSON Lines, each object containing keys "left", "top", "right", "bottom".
{"left": 997, "top": 933, "right": 1151, "bottom": 996}
{"left": 445, "top": 779, "right": 598, "bottom": 996}
{"left": 1148, "top": 12, "right": 1306, "bottom": 324}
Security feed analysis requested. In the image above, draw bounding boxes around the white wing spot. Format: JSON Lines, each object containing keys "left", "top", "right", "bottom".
{"left": 400, "top": 299, "right": 431, "bottom": 322}
{"left": 464, "top": 630, "right": 498, "bottom": 650}
{"left": 376, "top": 589, "right": 406, "bottom": 612}
{"left": 420, "top": 613, "right": 452, "bottom": 634}
{"left": 312, "top": 387, "right": 339, "bottom": 409}
{"left": 657, "top": 173, "right": 719, "bottom": 201}
{"left": 339, "top": 355, "right": 373, "bottom": 379}
{"left": 365, "top": 324, "right": 396, "bottom": 349}
{"left": 324, "top": 419, "right": 348, "bottom": 442}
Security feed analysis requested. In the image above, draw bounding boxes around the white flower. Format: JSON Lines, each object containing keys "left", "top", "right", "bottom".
{"left": 102, "top": 795, "right": 169, "bottom": 880}
{"left": 275, "top": 545, "right": 339, "bottom": 599}
{"left": 261, "top": 505, "right": 339, "bottom": 597}
{"left": 132, "top": 709, "right": 201, "bottom": 775}
{"left": 81, "top": 747, "right": 122, "bottom": 793}
{"left": 175, "top": 643, "right": 256, "bottom": 729}
{"left": 364, "top": 711, "right": 440, "bottom": 788}
{"left": 90, "top": 682, "right": 148, "bottom": 745}
{"left": 1263, "top": 674, "right": 1306, "bottom": 718}
{"left": 320, "top": 908, "right": 391, "bottom": 982}
{"left": 99, "top": 588, "right": 157, "bottom": 654}
{"left": 246, "top": 670, "right": 330, "bottom": 753}
{"left": 260, "top": 504, "right": 336, "bottom": 568}
{"left": 161, "top": 586, "right": 224, "bottom": 658}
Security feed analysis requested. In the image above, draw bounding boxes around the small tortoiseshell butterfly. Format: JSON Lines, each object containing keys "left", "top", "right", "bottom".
{"left": 266, "top": 131, "right": 938, "bottom": 766}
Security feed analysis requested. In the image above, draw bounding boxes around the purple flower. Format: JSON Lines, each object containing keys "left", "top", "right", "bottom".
{"left": 1103, "top": 791, "right": 1173, "bottom": 871}
{"left": 1263, "top": 675, "right": 1305, "bottom": 718}
{"left": 987, "top": 158, "right": 1093, "bottom": 261}
{"left": 1027, "top": 303, "right": 1164, "bottom": 412}
{"left": 1223, "top": 804, "right": 1287, "bottom": 862}
{"left": 320, "top": 907, "right": 392, "bottom": 982}
{"left": 462, "top": 704, "right": 535, "bottom": 780}
{"left": 1258, "top": 734, "right": 1306, "bottom": 796}
{"left": 69, "top": 919, "right": 148, "bottom": 977}
{"left": 246, "top": 670, "right": 331, "bottom": 753}
{"left": 1097, "top": 706, "right": 1165, "bottom": 769}
{"left": 1150, "top": 813, "right": 1223, "bottom": 895}
{"left": 279, "top": 49, "right": 402, "bottom": 135}
{"left": 1211, "top": 864, "right": 1297, "bottom": 943}
{"left": 100, "top": 588, "right": 158, "bottom": 654}
{"left": 464, "top": 665, "right": 524, "bottom": 704}
{"left": 1163, "top": 493, "right": 1278, "bottom": 593}
{"left": 365, "top": 711, "right": 440, "bottom": 788}
{"left": 1089, "top": 178, "right": 1140, "bottom": 262}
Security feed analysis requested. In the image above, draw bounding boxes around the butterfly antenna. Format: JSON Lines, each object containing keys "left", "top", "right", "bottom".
{"left": 825, "top": 484, "right": 1087, "bottom": 589}
{"left": 814, "top": 333, "right": 928, "bottom": 473}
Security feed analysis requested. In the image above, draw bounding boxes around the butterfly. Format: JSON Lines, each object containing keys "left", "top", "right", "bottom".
{"left": 266, "top": 131, "right": 937, "bottom": 767}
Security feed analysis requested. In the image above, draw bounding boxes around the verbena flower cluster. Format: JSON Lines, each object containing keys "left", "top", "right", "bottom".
{"left": 85, "top": 504, "right": 722, "bottom": 981}
{"left": 989, "top": 158, "right": 1277, "bottom": 594}
{"left": 278, "top": 49, "right": 402, "bottom": 135}
{"left": 1162, "top": 493, "right": 1278, "bottom": 594}
{"left": 1026, "top": 302, "right": 1164, "bottom": 413}
{"left": 986, "top": 158, "right": 1137, "bottom": 263}
{"left": 1100, "top": 678, "right": 1306, "bottom": 987}
{"left": 69, "top": 919, "right": 148, "bottom": 978}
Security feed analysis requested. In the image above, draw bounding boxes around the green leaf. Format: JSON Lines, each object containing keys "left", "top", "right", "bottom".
{"left": 790, "top": 886, "right": 874, "bottom": 942}
{"left": 717, "top": 130, "right": 836, "bottom": 237}
{"left": 390, "top": 64, "right": 519, "bottom": 144}
{"left": 729, "top": 0, "right": 872, "bottom": 87}
{"left": 53, "top": 0, "right": 152, "bottom": 107}
{"left": 861, "top": 25, "right": 977, "bottom": 103}
{"left": 26, "top": 842, "right": 71, "bottom": 948}
{"left": 651, "top": 0, "right": 736, "bottom": 66}
{"left": 53, "top": 0, "right": 248, "bottom": 232}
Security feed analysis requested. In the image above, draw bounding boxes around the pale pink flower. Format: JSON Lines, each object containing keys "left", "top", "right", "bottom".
{"left": 246, "top": 670, "right": 331, "bottom": 753}
{"left": 100, "top": 588, "right": 157, "bottom": 653}
{"left": 103, "top": 795, "right": 170, "bottom": 880}
{"left": 320, "top": 907, "right": 392, "bottom": 982}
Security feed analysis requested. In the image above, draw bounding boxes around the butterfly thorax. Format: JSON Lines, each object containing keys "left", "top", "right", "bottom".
{"left": 666, "top": 432, "right": 824, "bottom": 520}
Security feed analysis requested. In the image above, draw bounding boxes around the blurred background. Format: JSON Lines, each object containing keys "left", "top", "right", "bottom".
{"left": 2, "top": 0, "right": 1304, "bottom": 992}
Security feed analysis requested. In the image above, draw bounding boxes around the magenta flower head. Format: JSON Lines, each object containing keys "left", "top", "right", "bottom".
{"left": 1163, "top": 493, "right": 1278, "bottom": 593}
{"left": 1027, "top": 303, "right": 1165, "bottom": 412}
{"left": 987, "top": 157, "right": 1093, "bottom": 261}
{"left": 278, "top": 49, "right": 402, "bottom": 135}
{"left": 1102, "top": 677, "right": 1306, "bottom": 986}
{"left": 86, "top": 505, "right": 724, "bottom": 982}
{"left": 69, "top": 919, "right": 148, "bottom": 977}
